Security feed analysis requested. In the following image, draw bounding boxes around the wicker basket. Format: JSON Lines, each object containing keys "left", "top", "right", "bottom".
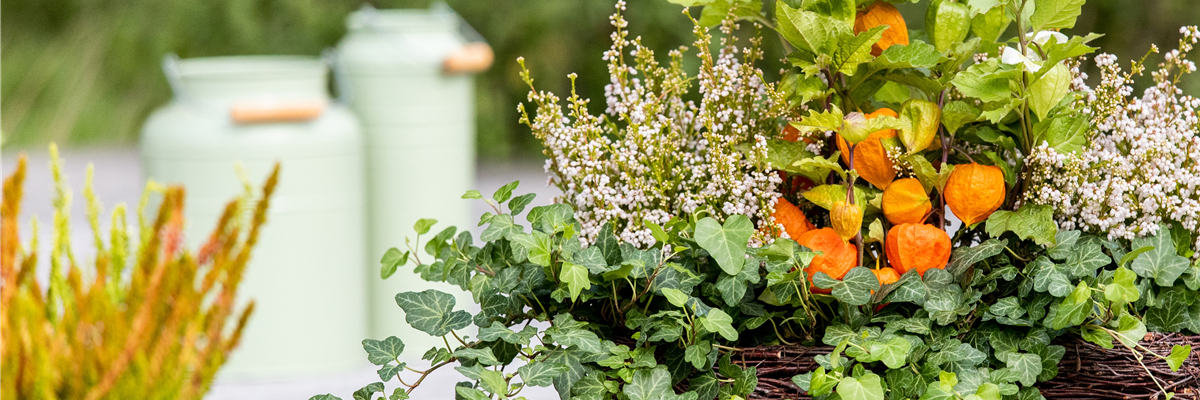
{"left": 730, "top": 333, "right": 1200, "bottom": 400}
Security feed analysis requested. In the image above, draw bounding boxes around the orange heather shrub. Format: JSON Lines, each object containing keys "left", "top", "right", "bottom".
{"left": 797, "top": 228, "right": 858, "bottom": 294}
{"left": 882, "top": 178, "right": 932, "bottom": 225}
{"left": 837, "top": 108, "right": 899, "bottom": 189}
{"left": 886, "top": 223, "right": 951, "bottom": 276}
{"left": 855, "top": 1, "right": 909, "bottom": 56}
{"left": 830, "top": 200, "right": 863, "bottom": 242}
{"left": 944, "top": 163, "right": 1006, "bottom": 226}
{"left": 772, "top": 197, "right": 815, "bottom": 239}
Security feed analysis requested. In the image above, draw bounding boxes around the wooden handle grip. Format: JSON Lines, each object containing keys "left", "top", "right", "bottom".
{"left": 230, "top": 100, "right": 326, "bottom": 124}
{"left": 442, "top": 43, "right": 494, "bottom": 75}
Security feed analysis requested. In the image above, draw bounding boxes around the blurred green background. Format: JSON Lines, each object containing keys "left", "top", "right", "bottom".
{"left": 2, "top": 0, "right": 1197, "bottom": 159}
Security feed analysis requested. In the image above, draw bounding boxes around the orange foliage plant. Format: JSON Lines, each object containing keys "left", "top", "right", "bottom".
{"left": 1, "top": 149, "right": 278, "bottom": 400}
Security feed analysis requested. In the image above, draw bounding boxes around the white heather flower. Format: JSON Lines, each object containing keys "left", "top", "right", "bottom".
{"left": 519, "top": 3, "right": 785, "bottom": 248}
{"left": 1025, "top": 27, "right": 1200, "bottom": 258}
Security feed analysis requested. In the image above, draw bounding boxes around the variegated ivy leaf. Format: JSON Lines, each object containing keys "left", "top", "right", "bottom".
{"left": 813, "top": 267, "right": 879, "bottom": 306}
{"left": 518, "top": 361, "right": 569, "bottom": 387}
{"left": 394, "top": 290, "right": 472, "bottom": 337}
{"left": 362, "top": 336, "right": 405, "bottom": 365}
{"left": 1130, "top": 225, "right": 1190, "bottom": 287}
{"left": 623, "top": 367, "right": 674, "bottom": 400}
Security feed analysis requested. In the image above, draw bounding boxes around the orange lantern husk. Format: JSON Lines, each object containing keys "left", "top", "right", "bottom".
{"left": 943, "top": 163, "right": 1006, "bottom": 226}
{"left": 772, "top": 197, "right": 815, "bottom": 239}
{"left": 797, "top": 228, "right": 859, "bottom": 294}
{"left": 837, "top": 108, "right": 899, "bottom": 189}
{"left": 885, "top": 223, "right": 951, "bottom": 276}
{"left": 882, "top": 178, "right": 932, "bottom": 225}
{"left": 855, "top": 1, "right": 910, "bottom": 56}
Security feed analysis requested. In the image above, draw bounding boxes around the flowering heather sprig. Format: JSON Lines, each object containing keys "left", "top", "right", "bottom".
{"left": 1025, "top": 26, "right": 1200, "bottom": 256}
{"left": 518, "top": 1, "right": 787, "bottom": 248}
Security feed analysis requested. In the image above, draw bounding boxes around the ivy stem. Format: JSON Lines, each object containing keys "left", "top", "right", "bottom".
{"left": 769, "top": 318, "right": 797, "bottom": 346}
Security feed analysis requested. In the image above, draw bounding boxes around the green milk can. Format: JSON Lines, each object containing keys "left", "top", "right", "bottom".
{"left": 336, "top": 4, "right": 491, "bottom": 355}
{"left": 140, "top": 55, "right": 369, "bottom": 379}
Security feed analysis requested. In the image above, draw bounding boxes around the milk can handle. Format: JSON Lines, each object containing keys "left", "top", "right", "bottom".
{"left": 323, "top": 49, "right": 354, "bottom": 105}
{"left": 441, "top": 5, "right": 493, "bottom": 75}
{"left": 162, "top": 53, "right": 190, "bottom": 102}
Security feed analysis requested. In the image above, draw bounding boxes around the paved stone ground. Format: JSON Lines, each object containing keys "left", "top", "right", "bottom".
{"left": 1, "top": 147, "right": 561, "bottom": 400}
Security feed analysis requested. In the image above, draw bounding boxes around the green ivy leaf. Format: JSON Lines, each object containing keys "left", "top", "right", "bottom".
{"left": 686, "top": 340, "right": 713, "bottom": 369}
{"left": 1030, "top": 0, "right": 1085, "bottom": 30}
{"left": 690, "top": 372, "right": 720, "bottom": 400}
{"left": 413, "top": 218, "right": 437, "bottom": 235}
{"left": 838, "top": 373, "right": 885, "bottom": 400}
{"left": 509, "top": 193, "right": 536, "bottom": 215}
{"left": 700, "top": 309, "right": 739, "bottom": 341}
{"left": 492, "top": 181, "right": 519, "bottom": 203}
{"left": 380, "top": 248, "right": 409, "bottom": 280}
{"left": 1104, "top": 267, "right": 1140, "bottom": 306}
{"left": 453, "top": 347, "right": 500, "bottom": 366}
{"left": 477, "top": 322, "right": 534, "bottom": 346}
{"left": 813, "top": 267, "right": 879, "bottom": 306}
{"left": 394, "top": 290, "right": 472, "bottom": 337}
{"left": 518, "top": 362, "right": 570, "bottom": 387}
{"left": 1048, "top": 282, "right": 1093, "bottom": 329}
{"left": 624, "top": 367, "right": 674, "bottom": 400}
{"left": 1166, "top": 344, "right": 1192, "bottom": 372}
{"left": 946, "top": 238, "right": 1008, "bottom": 277}
{"left": 480, "top": 214, "right": 523, "bottom": 242}
{"left": 1114, "top": 314, "right": 1148, "bottom": 349}
{"left": 1131, "top": 225, "right": 1190, "bottom": 287}
{"left": 1031, "top": 256, "right": 1073, "bottom": 297}
{"left": 661, "top": 288, "right": 689, "bottom": 308}
{"left": 362, "top": 336, "right": 405, "bottom": 365}
{"left": 1005, "top": 352, "right": 1043, "bottom": 386}
{"left": 561, "top": 261, "right": 591, "bottom": 302}
{"left": 985, "top": 204, "right": 1058, "bottom": 247}
{"left": 353, "top": 383, "right": 385, "bottom": 400}
{"left": 867, "top": 337, "right": 912, "bottom": 368}
{"left": 454, "top": 386, "right": 490, "bottom": 400}
{"left": 694, "top": 215, "right": 754, "bottom": 275}
{"left": 388, "top": 388, "right": 408, "bottom": 400}
{"left": 548, "top": 315, "right": 605, "bottom": 355}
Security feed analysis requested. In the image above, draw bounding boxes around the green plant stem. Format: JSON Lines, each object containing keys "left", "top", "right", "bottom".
{"left": 937, "top": 90, "right": 949, "bottom": 231}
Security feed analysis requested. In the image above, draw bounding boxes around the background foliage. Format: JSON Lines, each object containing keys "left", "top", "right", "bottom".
{"left": 2, "top": 0, "right": 1196, "bottom": 158}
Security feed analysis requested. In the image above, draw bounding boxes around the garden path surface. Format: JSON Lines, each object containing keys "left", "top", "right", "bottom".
{"left": 1, "top": 147, "right": 561, "bottom": 400}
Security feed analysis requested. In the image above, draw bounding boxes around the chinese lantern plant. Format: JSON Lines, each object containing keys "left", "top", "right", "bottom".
{"left": 2, "top": 148, "right": 278, "bottom": 400}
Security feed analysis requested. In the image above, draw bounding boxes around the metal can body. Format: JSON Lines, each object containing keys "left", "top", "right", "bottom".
{"left": 140, "top": 56, "right": 368, "bottom": 379}
{"left": 337, "top": 5, "right": 481, "bottom": 352}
